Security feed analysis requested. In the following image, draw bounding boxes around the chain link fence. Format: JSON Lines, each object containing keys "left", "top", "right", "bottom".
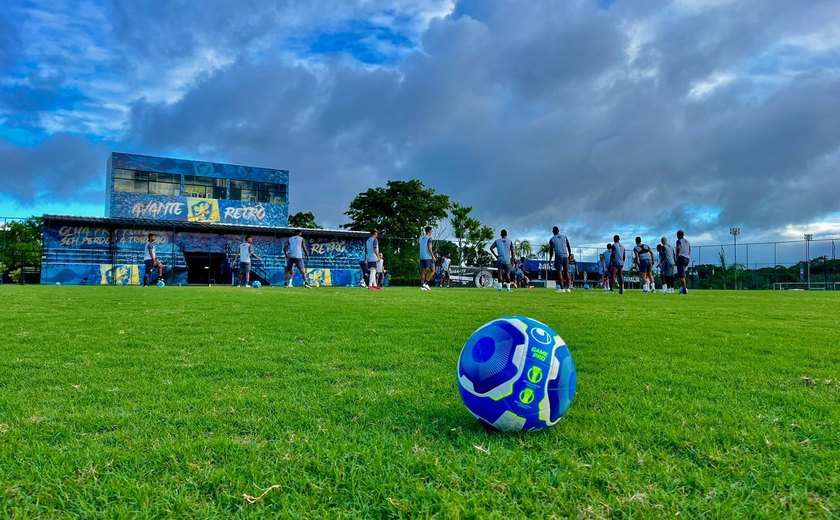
{"left": 378, "top": 235, "right": 840, "bottom": 290}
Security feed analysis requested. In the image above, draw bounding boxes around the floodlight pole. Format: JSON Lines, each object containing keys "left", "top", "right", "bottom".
{"left": 804, "top": 234, "right": 813, "bottom": 290}
{"left": 730, "top": 227, "right": 740, "bottom": 290}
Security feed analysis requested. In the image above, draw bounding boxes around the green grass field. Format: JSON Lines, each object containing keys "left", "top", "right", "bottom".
{"left": 1, "top": 286, "right": 838, "bottom": 518}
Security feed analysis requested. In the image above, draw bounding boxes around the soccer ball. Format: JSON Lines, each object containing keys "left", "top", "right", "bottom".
{"left": 252, "top": 281, "right": 262, "bottom": 289}
{"left": 457, "top": 316, "right": 576, "bottom": 432}
{"left": 157, "top": 280, "right": 165, "bottom": 288}
{"left": 583, "top": 284, "right": 590, "bottom": 290}
{"left": 55, "top": 282, "right": 61, "bottom": 286}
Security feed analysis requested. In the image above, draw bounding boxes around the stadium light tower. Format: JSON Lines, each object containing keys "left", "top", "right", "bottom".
{"left": 804, "top": 233, "right": 813, "bottom": 290}
{"left": 730, "top": 227, "right": 740, "bottom": 289}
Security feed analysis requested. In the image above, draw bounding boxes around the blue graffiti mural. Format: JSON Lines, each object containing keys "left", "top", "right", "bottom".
{"left": 110, "top": 152, "right": 289, "bottom": 183}
{"left": 41, "top": 219, "right": 368, "bottom": 287}
{"left": 107, "top": 152, "right": 290, "bottom": 227}
{"left": 109, "top": 192, "right": 288, "bottom": 227}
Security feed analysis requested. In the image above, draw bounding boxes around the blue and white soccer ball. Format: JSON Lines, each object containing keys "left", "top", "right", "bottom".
{"left": 252, "top": 281, "right": 261, "bottom": 289}
{"left": 457, "top": 316, "right": 576, "bottom": 432}
{"left": 55, "top": 281, "right": 61, "bottom": 286}
{"left": 157, "top": 280, "right": 165, "bottom": 288}
{"left": 583, "top": 283, "right": 590, "bottom": 290}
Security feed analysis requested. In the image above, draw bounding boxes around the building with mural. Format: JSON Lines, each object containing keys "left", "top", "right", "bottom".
{"left": 41, "top": 153, "right": 368, "bottom": 286}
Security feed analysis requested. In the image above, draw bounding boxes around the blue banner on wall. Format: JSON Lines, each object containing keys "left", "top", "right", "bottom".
{"left": 109, "top": 192, "right": 288, "bottom": 227}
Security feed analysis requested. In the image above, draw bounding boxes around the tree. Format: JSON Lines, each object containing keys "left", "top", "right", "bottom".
{"left": 344, "top": 180, "right": 450, "bottom": 237}
{"left": 434, "top": 240, "right": 459, "bottom": 265}
{"left": 450, "top": 203, "right": 475, "bottom": 263}
{"left": 344, "top": 180, "right": 450, "bottom": 282}
{"left": 462, "top": 224, "right": 495, "bottom": 267}
{"left": 448, "top": 203, "right": 497, "bottom": 267}
{"left": 517, "top": 239, "right": 533, "bottom": 259}
{"left": 288, "top": 211, "right": 321, "bottom": 229}
{"left": 1, "top": 216, "right": 42, "bottom": 276}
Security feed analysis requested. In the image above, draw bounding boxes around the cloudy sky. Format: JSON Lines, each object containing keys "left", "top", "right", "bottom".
{"left": 2, "top": 0, "right": 840, "bottom": 249}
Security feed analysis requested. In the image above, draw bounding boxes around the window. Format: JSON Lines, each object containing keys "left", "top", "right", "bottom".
{"left": 113, "top": 169, "right": 180, "bottom": 196}
{"left": 230, "top": 180, "right": 287, "bottom": 204}
{"left": 184, "top": 175, "right": 226, "bottom": 199}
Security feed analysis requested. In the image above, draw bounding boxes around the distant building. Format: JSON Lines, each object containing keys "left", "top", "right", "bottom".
{"left": 41, "top": 153, "right": 367, "bottom": 286}
{"left": 105, "top": 152, "right": 290, "bottom": 227}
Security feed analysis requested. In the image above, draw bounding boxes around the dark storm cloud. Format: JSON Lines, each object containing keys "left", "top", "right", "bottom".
{"left": 3, "top": 0, "right": 840, "bottom": 242}
{"left": 120, "top": 0, "right": 840, "bottom": 239}
{"left": 0, "top": 134, "right": 107, "bottom": 204}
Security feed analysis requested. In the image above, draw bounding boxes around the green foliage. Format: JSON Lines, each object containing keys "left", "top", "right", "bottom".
{"left": 433, "top": 240, "right": 459, "bottom": 264}
{"left": 517, "top": 239, "right": 533, "bottom": 259}
{"left": 449, "top": 204, "right": 494, "bottom": 267}
{"left": 0, "top": 286, "right": 838, "bottom": 517}
{"left": 344, "top": 180, "right": 450, "bottom": 281}
{"left": 287, "top": 211, "right": 321, "bottom": 229}
{"left": 0, "top": 216, "right": 43, "bottom": 272}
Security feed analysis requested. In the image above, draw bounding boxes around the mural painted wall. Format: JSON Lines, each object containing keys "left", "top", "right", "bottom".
{"left": 41, "top": 219, "right": 367, "bottom": 287}
{"left": 106, "top": 152, "right": 290, "bottom": 227}
{"left": 109, "top": 192, "right": 288, "bottom": 227}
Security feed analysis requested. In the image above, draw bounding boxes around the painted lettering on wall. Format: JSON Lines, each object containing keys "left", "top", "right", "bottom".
{"left": 310, "top": 240, "right": 347, "bottom": 255}
{"left": 58, "top": 226, "right": 110, "bottom": 247}
{"left": 223, "top": 205, "right": 266, "bottom": 221}
{"left": 131, "top": 202, "right": 185, "bottom": 218}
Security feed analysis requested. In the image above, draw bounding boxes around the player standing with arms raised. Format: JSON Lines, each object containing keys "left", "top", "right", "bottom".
{"left": 490, "top": 229, "right": 516, "bottom": 292}
{"left": 676, "top": 230, "right": 691, "bottom": 295}
{"left": 419, "top": 226, "right": 436, "bottom": 291}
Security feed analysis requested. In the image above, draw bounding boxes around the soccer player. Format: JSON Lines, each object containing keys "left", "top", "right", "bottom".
{"left": 675, "top": 229, "right": 691, "bottom": 294}
{"left": 548, "top": 226, "right": 572, "bottom": 293}
{"left": 603, "top": 244, "right": 613, "bottom": 291}
{"left": 633, "top": 237, "right": 656, "bottom": 293}
{"left": 490, "top": 229, "right": 516, "bottom": 292}
{"left": 419, "top": 226, "right": 436, "bottom": 290}
{"left": 142, "top": 233, "right": 165, "bottom": 287}
{"left": 568, "top": 254, "right": 577, "bottom": 289}
{"left": 658, "top": 237, "right": 676, "bottom": 293}
{"left": 283, "top": 229, "right": 311, "bottom": 288}
{"left": 610, "top": 235, "right": 626, "bottom": 294}
{"left": 376, "top": 253, "right": 386, "bottom": 287}
{"left": 441, "top": 253, "right": 452, "bottom": 288}
{"left": 365, "top": 230, "right": 380, "bottom": 289}
{"left": 597, "top": 253, "right": 606, "bottom": 288}
{"left": 232, "top": 235, "right": 261, "bottom": 287}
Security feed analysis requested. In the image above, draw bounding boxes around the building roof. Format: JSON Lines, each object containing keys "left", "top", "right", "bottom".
{"left": 42, "top": 214, "right": 368, "bottom": 238}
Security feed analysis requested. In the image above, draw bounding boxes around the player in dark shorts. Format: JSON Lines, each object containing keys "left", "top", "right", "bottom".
{"left": 658, "top": 237, "right": 676, "bottom": 294}
{"left": 419, "top": 226, "right": 436, "bottom": 291}
{"left": 142, "top": 233, "right": 164, "bottom": 287}
{"left": 609, "top": 235, "right": 626, "bottom": 295}
{"left": 548, "top": 226, "right": 572, "bottom": 293}
{"left": 675, "top": 230, "right": 691, "bottom": 295}
{"left": 490, "top": 229, "right": 516, "bottom": 292}
{"left": 633, "top": 237, "right": 656, "bottom": 293}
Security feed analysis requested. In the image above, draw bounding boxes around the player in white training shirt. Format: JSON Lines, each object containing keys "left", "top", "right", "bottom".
{"left": 232, "top": 235, "right": 261, "bottom": 287}
{"left": 284, "top": 229, "right": 311, "bottom": 288}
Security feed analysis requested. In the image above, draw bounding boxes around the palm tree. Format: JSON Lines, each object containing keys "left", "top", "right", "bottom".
{"left": 517, "top": 239, "right": 533, "bottom": 259}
